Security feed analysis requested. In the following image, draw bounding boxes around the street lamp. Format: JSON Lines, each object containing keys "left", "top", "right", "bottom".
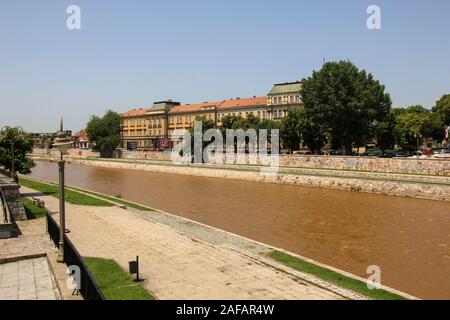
{"left": 53, "top": 118, "right": 72, "bottom": 263}
{"left": 414, "top": 132, "right": 422, "bottom": 158}
{"left": 0, "top": 126, "right": 24, "bottom": 183}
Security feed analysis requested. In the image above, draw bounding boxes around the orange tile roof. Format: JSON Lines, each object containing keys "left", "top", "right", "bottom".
{"left": 74, "top": 129, "right": 87, "bottom": 139}
{"left": 218, "top": 96, "right": 267, "bottom": 110}
{"left": 169, "top": 101, "right": 221, "bottom": 114}
{"left": 121, "top": 108, "right": 148, "bottom": 117}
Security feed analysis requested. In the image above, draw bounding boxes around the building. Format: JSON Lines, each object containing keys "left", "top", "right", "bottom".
{"left": 267, "top": 81, "right": 303, "bottom": 118}
{"left": 217, "top": 96, "right": 268, "bottom": 125}
{"left": 121, "top": 101, "right": 180, "bottom": 151}
{"left": 121, "top": 108, "right": 149, "bottom": 150}
{"left": 73, "top": 129, "right": 91, "bottom": 149}
{"left": 147, "top": 100, "right": 180, "bottom": 149}
{"left": 168, "top": 101, "right": 220, "bottom": 136}
{"left": 120, "top": 81, "right": 304, "bottom": 150}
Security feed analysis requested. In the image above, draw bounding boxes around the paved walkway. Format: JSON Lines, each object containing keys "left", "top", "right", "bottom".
{"left": 18, "top": 187, "right": 353, "bottom": 300}
{"left": 0, "top": 257, "right": 59, "bottom": 300}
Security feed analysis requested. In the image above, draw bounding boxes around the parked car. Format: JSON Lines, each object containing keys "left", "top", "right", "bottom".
{"left": 363, "top": 149, "right": 394, "bottom": 158}
{"left": 329, "top": 150, "right": 344, "bottom": 156}
{"left": 394, "top": 150, "right": 410, "bottom": 158}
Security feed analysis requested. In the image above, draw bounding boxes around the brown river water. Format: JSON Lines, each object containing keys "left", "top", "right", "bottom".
{"left": 29, "top": 161, "right": 450, "bottom": 299}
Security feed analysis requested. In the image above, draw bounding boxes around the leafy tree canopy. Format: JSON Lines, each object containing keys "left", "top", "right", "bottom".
{"left": 432, "top": 94, "right": 450, "bottom": 126}
{"left": 301, "top": 60, "right": 392, "bottom": 154}
{"left": 86, "top": 110, "right": 121, "bottom": 158}
{"left": 0, "top": 127, "right": 35, "bottom": 175}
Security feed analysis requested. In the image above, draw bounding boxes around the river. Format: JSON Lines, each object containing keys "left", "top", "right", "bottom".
{"left": 29, "top": 161, "right": 450, "bottom": 299}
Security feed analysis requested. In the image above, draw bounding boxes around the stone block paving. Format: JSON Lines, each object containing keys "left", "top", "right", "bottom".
{"left": 18, "top": 187, "right": 353, "bottom": 300}
{"left": 0, "top": 257, "right": 59, "bottom": 300}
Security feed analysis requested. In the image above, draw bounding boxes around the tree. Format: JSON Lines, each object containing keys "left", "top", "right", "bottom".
{"left": 432, "top": 94, "right": 450, "bottom": 126}
{"left": 86, "top": 110, "right": 121, "bottom": 158}
{"left": 220, "top": 115, "right": 248, "bottom": 134}
{"left": 0, "top": 127, "right": 35, "bottom": 175}
{"left": 373, "top": 109, "right": 396, "bottom": 153}
{"left": 281, "top": 109, "right": 327, "bottom": 153}
{"left": 281, "top": 109, "right": 302, "bottom": 152}
{"left": 393, "top": 106, "right": 432, "bottom": 151}
{"left": 301, "top": 60, "right": 392, "bottom": 155}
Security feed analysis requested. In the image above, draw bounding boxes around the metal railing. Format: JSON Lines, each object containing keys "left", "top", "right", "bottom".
{"left": 46, "top": 212, "right": 105, "bottom": 300}
{"left": 0, "top": 187, "right": 11, "bottom": 224}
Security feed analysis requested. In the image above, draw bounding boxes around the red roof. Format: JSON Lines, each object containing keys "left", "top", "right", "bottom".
{"left": 74, "top": 129, "right": 88, "bottom": 141}
{"left": 169, "top": 101, "right": 220, "bottom": 114}
{"left": 121, "top": 108, "right": 148, "bottom": 117}
{"left": 218, "top": 96, "right": 267, "bottom": 110}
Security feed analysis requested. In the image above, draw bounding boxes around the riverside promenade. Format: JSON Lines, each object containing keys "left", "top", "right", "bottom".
{"left": 12, "top": 185, "right": 366, "bottom": 300}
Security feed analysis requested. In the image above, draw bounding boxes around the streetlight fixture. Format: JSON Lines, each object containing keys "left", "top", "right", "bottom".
{"left": 414, "top": 132, "right": 422, "bottom": 158}
{"left": 0, "top": 126, "right": 24, "bottom": 183}
{"left": 53, "top": 118, "right": 72, "bottom": 263}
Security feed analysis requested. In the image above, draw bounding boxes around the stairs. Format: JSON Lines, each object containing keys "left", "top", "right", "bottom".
{"left": 0, "top": 187, "right": 13, "bottom": 239}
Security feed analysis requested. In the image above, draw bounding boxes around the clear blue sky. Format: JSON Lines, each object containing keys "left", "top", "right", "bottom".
{"left": 1, "top": 0, "right": 449, "bottom": 132}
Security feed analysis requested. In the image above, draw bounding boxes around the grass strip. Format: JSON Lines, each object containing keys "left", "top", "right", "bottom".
{"left": 67, "top": 186, "right": 152, "bottom": 211}
{"left": 84, "top": 257, "right": 154, "bottom": 300}
{"left": 21, "top": 197, "right": 47, "bottom": 219}
{"left": 268, "top": 250, "right": 406, "bottom": 300}
{"left": 19, "top": 177, "right": 114, "bottom": 207}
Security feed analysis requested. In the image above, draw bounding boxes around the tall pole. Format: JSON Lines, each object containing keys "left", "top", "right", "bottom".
{"left": 57, "top": 154, "right": 66, "bottom": 263}
{"left": 54, "top": 118, "right": 70, "bottom": 263}
{"left": 10, "top": 140, "right": 15, "bottom": 183}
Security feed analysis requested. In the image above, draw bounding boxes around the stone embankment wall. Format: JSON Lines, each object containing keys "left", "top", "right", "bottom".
{"left": 64, "top": 158, "right": 449, "bottom": 202}
{"left": 112, "top": 151, "right": 450, "bottom": 176}
{"left": 33, "top": 149, "right": 450, "bottom": 176}
{"left": 32, "top": 148, "right": 100, "bottom": 158}
{"left": 0, "top": 184, "right": 27, "bottom": 221}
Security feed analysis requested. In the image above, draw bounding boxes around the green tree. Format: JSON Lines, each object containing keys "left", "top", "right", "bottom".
{"left": 393, "top": 105, "right": 432, "bottom": 151}
{"left": 86, "top": 110, "right": 121, "bottom": 158}
{"left": 246, "top": 114, "right": 261, "bottom": 129}
{"left": 281, "top": 109, "right": 302, "bottom": 152}
{"left": 0, "top": 127, "right": 35, "bottom": 175}
{"left": 281, "top": 108, "right": 327, "bottom": 154}
{"left": 301, "top": 60, "right": 392, "bottom": 155}
{"left": 373, "top": 109, "right": 396, "bottom": 154}
{"left": 220, "top": 115, "right": 249, "bottom": 134}
{"left": 432, "top": 94, "right": 450, "bottom": 126}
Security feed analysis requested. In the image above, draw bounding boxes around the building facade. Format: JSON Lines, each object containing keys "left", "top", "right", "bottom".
{"left": 168, "top": 101, "right": 220, "bottom": 136}
{"left": 266, "top": 81, "right": 303, "bottom": 119}
{"left": 121, "top": 108, "right": 149, "bottom": 150}
{"left": 217, "top": 96, "right": 268, "bottom": 125}
{"left": 147, "top": 100, "right": 180, "bottom": 149}
{"left": 120, "top": 81, "right": 304, "bottom": 150}
{"left": 73, "top": 129, "right": 91, "bottom": 149}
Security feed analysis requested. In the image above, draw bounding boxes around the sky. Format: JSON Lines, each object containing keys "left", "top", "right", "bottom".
{"left": 0, "top": 0, "right": 449, "bottom": 132}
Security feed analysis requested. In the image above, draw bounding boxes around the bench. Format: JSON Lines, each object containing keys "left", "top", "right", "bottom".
{"left": 31, "top": 197, "right": 45, "bottom": 208}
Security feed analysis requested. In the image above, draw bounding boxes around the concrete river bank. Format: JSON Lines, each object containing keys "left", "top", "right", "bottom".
{"left": 28, "top": 160, "right": 450, "bottom": 299}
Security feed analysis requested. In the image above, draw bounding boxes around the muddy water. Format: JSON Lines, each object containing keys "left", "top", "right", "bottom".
{"left": 29, "top": 161, "right": 450, "bottom": 299}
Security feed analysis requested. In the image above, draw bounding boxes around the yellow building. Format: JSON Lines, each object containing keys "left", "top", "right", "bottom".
{"left": 167, "top": 101, "right": 220, "bottom": 136}
{"left": 147, "top": 100, "right": 180, "bottom": 149}
{"left": 217, "top": 96, "right": 268, "bottom": 125}
{"left": 121, "top": 100, "right": 180, "bottom": 150}
{"left": 121, "top": 108, "right": 149, "bottom": 150}
{"left": 266, "top": 81, "right": 303, "bottom": 119}
{"left": 120, "top": 81, "right": 304, "bottom": 149}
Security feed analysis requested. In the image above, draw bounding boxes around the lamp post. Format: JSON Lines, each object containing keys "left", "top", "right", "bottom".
{"left": 414, "top": 132, "right": 422, "bottom": 158}
{"left": 0, "top": 126, "right": 24, "bottom": 183}
{"left": 53, "top": 118, "right": 72, "bottom": 263}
